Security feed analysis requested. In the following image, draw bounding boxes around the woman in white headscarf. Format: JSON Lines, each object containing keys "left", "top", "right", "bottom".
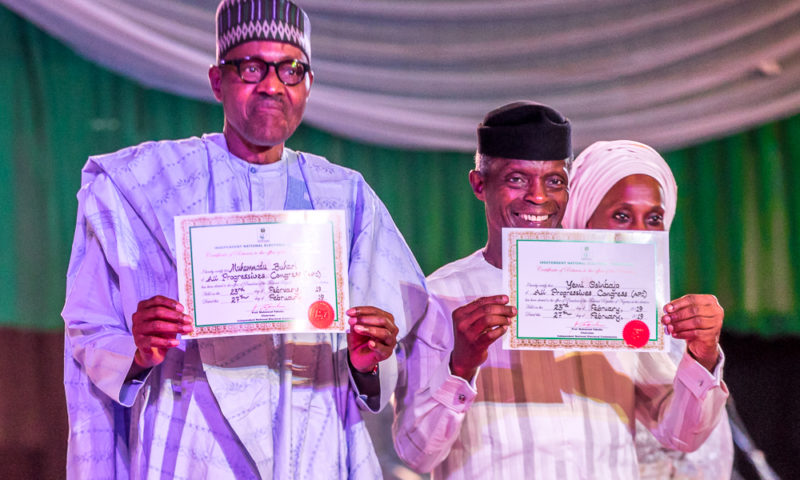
{"left": 563, "top": 140, "right": 733, "bottom": 479}
{"left": 562, "top": 140, "right": 678, "bottom": 230}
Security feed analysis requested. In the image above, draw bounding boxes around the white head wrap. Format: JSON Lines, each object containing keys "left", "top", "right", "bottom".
{"left": 561, "top": 140, "right": 678, "bottom": 229}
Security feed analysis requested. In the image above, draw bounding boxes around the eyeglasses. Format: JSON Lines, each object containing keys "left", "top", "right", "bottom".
{"left": 218, "top": 57, "right": 311, "bottom": 86}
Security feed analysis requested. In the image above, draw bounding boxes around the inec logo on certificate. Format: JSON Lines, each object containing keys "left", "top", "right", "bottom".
{"left": 581, "top": 246, "right": 591, "bottom": 261}
{"left": 258, "top": 227, "right": 269, "bottom": 243}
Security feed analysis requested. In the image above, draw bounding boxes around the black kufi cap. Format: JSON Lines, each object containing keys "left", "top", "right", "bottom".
{"left": 477, "top": 101, "right": 572, "bottom": 160}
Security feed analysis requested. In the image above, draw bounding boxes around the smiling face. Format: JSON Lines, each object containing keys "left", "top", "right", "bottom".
{"left": 471, "top": 157, "right": 568, "bottom": 266}
{"left": 208, "top": 40, "right": 313, "bottom": 163}
{"left": 586, "top": 174, "right": 666, "bottom": 231}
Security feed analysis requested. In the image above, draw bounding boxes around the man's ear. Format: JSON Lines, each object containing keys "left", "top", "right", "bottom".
{"left": 469, "top": 170, "right": 486, "bottom": 201}
{"left": 209, "top": 65, "right": 223, "bottom": 102}
{"left": 307, "top": 69, "right": 315, "bottom": 92}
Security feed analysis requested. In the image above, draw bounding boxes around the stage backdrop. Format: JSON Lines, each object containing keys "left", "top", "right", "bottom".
{"left": 2, "top": 0, "right": 800, "bottom": 153}
{"left": 1, "top": 6, "right": 798, "bottom": 336}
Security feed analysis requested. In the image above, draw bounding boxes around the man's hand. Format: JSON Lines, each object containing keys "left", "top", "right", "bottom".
{"left": 347, "top": 306, "right": 398, "bottom": 373}
{"left": 662, "top": 294, "right": 723, "bottom": 372}
{"left": 128, "top": 295, "right": 193, "bottom": 380}
{"left": 450, "top": 295, "right": 516, "bottom": 381}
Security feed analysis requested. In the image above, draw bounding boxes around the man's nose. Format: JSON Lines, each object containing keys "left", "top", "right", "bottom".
{"left": 524, "top": 180, "right": 548, "bottom": 204}
{"left": 255, "top": 66, "right": 284, "bottom": 94}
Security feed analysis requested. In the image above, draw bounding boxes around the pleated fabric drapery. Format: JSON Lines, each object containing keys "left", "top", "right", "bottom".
{"left": 2, "top": 0, "right": 800, "bottom": 152}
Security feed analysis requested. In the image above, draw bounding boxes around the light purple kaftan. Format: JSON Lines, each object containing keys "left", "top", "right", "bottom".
{"left": 62, "top": 133, "right": 427, "bottom": 479}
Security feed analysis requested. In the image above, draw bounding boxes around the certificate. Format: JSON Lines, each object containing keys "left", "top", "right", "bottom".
{"left": 502, "top": 228, "right": 670, "bottom": 351}
{"left": 175, "top": 210, "right": 349, "bottom": 338}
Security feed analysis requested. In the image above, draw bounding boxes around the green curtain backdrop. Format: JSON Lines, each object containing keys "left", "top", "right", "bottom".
{"left": 1, "top": 7, "right": 798, "bottom": 336}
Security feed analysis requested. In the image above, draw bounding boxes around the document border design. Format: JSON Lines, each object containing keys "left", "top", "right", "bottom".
{"left": 504, "top": 228, "right": 669, "bottom": 351}
{"left": 176, "top": 210, "right": 348, "bottom": 338}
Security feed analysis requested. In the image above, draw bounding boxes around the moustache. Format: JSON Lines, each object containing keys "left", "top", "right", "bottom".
{"left": 249, "top": 96, "right": 287, "bottom": 112}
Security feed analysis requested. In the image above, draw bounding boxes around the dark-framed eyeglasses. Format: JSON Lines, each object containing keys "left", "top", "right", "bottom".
{"left": 218, "top": 57, "right": 311, "bottom": 86}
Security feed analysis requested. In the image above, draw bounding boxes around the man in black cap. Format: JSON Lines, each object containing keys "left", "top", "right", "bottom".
{"left": 392, "top": 101, "right": 726, "bottom": 479}
{"left": 391, "top": 101, "right": 570, "bottom": 478}
{"left": 468, "top": 101, "right": 572, "bottom": 268}
{"left": 444, "top": 100, "right": 571, "bottom": 383}
{"left": 62, "top": 1, "right": 427, "bottom": 478}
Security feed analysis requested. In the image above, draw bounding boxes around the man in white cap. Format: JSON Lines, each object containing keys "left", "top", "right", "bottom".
{"left": 393, "top": 103, "right": 728, "bottom": 479}
{"left": 62, "top": 1, "right": 427, "bottom": 478}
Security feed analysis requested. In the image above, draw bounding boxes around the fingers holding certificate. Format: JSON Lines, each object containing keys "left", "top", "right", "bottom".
{"left": 662, "top": 293, "right": 723, "bottom": 370}
{"left": 128, "top": 295, "right": 193, "bottom": 378}
{"left": 174, "top": 210, "right": 349, "bottom": 338}
{"left": 347, "top": 306, "right": 399, "bottom": 373}
{"left": 450, "top": 295, "right": 516, "bottom": 381}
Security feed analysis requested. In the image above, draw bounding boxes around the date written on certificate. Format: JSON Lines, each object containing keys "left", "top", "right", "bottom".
{"left": 502, "top": 228, "right": 670, "bottom": 351}
{"left": 175, "top": 210, "right": 349, "bottom": 338}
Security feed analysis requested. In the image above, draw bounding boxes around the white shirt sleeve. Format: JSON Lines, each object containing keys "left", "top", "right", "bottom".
{"left": 636, "top": 347, "right": 729, "bottom": 452}
{"left": 392, "top": 295, "right": 478, "bottom": 473}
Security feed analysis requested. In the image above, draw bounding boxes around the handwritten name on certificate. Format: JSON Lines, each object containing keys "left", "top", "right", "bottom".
{"left": 175, "top": 210, "right": 349, "bottom": 338}
{"left": 502, "top": 228, "right": 670, "bottom": 351}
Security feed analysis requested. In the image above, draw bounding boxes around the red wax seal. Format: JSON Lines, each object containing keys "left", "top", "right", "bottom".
{"left": 622, "top": 320, "right": 650, "bottom": 348}
{"left": 308, "top": 300, "right": 335, "bottom": 329}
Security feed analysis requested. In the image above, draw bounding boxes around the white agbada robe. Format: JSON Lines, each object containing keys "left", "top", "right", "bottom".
{"left": 394, "top": 250, "right": 728, "bottom": 479}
